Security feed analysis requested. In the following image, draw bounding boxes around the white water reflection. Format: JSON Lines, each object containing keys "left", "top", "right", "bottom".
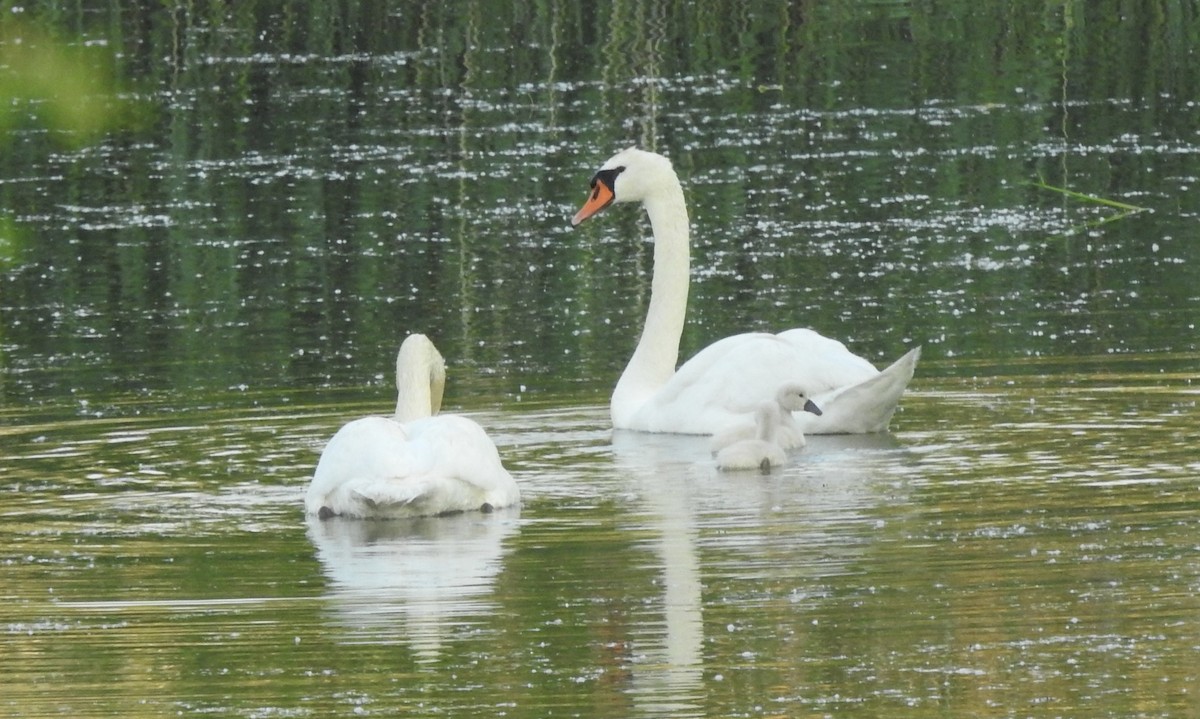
{"left": 306, "top": 509, "right": 519, "bottom": 659}
{"left": 609, "top": 431, "right": 708, "bottom": 717}
{"left": 607, "top": 428, "right": 911, "bottom": 717}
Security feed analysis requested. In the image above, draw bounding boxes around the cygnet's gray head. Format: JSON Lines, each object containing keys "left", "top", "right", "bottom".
{"left": 776, "top": 384, "right": 822, "bottom": 416}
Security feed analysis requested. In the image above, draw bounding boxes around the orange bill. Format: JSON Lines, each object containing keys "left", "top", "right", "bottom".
{"left": 571, "top": 179, "right": 615, "bottom": 226}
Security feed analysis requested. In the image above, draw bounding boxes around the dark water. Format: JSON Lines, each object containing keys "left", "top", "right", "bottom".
{"left": 3, "top": 1, "right": 1200, "bottom": 716}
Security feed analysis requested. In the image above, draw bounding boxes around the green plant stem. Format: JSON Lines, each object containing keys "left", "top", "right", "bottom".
{"left": 1029, "top": 177, "right": 1150, "bottom": 213}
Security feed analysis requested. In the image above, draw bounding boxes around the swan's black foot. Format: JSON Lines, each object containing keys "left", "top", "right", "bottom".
{"left": 480, "top": 502, "right": 494, "bottom": 513}
{"left": 758, "top": 458, "right": 772, "bottom": 474}
{"left": 318, "top": 506, "right": 336, "bottom": 520}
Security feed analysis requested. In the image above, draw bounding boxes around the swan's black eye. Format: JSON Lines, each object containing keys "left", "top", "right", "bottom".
{"left": 591, "top": 166, "right": 625, "bottom": 194}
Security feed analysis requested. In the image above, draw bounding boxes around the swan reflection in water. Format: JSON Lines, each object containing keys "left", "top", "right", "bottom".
{"left": 609, "top": 429, "right": 906, "bottom": 716}
{"left": 306, "top": 509, "right": 519, "bottom": 659}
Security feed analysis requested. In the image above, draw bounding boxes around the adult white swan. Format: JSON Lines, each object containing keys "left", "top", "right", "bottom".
{"left": 572, "top": 147, "right": 920, "bottom": 435}
{"left": 305, "top": 334, "right": 519, "bottom": 519}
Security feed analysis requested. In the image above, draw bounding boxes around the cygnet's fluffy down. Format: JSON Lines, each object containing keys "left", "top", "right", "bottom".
{"left": 710, "top": 384, "right": 821, "bottom": 454}
{"left": 716, "top": 401, "right": 790, "bottom": 473}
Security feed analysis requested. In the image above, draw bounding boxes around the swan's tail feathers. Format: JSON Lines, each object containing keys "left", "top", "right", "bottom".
{"left": 348, "top": 477, "right": 433, "bottom": 512}
{"left": 804, "top": 346, "right": 921, "bottom": 434}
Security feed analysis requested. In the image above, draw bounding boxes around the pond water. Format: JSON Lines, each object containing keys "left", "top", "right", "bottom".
{"left": 3, "top": 2, "right": 1200, "bottom": 717}
{"left": 5, "top": 371, "right": 1199, "bottom": 717}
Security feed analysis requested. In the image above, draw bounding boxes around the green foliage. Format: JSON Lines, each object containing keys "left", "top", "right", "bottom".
{"left": 0, "top": 18, "right": 139, "bottom": 271}
{"left": 0, "top": 19, "right": 135, "bottom": 145}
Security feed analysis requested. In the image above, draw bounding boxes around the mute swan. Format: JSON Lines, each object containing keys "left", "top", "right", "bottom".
{"left": 571, "top": 147, "right": 920, "bottom": 435}
{"left": 715, "top": 401, "right": 789, "bottom": 473}
{"left": 710, "top": 384, "right": 821, "bottom": 453}
{"left": 305, "top": 334, "right": 519, "bottom": 519}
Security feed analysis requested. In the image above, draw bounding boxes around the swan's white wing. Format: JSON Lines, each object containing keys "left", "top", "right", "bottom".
{"left": 793, "top": 346, "right": 921, "bottom": 434}
{"left": 639, "top": 334, "right": 811, "bottom": 431}
{"left": 306, "top": 417, "right": 413, "bottom": 514}
{"left": 627, "top": 330, "right": 889, "bottom": 434}
{"left": 773, "top": 328, "right": 883, "bottom": 383}
{"left": 378, "top": 415, "right": 519, "bottom": 515}
{"left": 402, "top": 415, "right": 517, "bottom": 493}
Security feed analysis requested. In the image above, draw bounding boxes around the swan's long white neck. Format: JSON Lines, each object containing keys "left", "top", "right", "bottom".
{"left": 394, "top": 338, "right": 446, "bottom": 423}
{"left": 611, "top": 179, "right": 690, "bottom": 425}
{"left": 395, "top": 368, "right": 432, "bottom": 423}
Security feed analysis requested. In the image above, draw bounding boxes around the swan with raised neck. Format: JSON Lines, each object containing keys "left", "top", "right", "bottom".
{"left": 572, "top": 147, "right": 920, "bottom": 436}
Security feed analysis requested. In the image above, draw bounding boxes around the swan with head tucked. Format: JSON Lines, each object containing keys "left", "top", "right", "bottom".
{"left": 305, "top": 334, "right": 519, "bottom": 519}
{"left": 715, "top": 400, "right": 789, "bottom": 473}
{"left": 572, "top": 147, "right": 920, "bottom": 435}
{"left": 710, "top": 384, "right": 821, "bottom": 453}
